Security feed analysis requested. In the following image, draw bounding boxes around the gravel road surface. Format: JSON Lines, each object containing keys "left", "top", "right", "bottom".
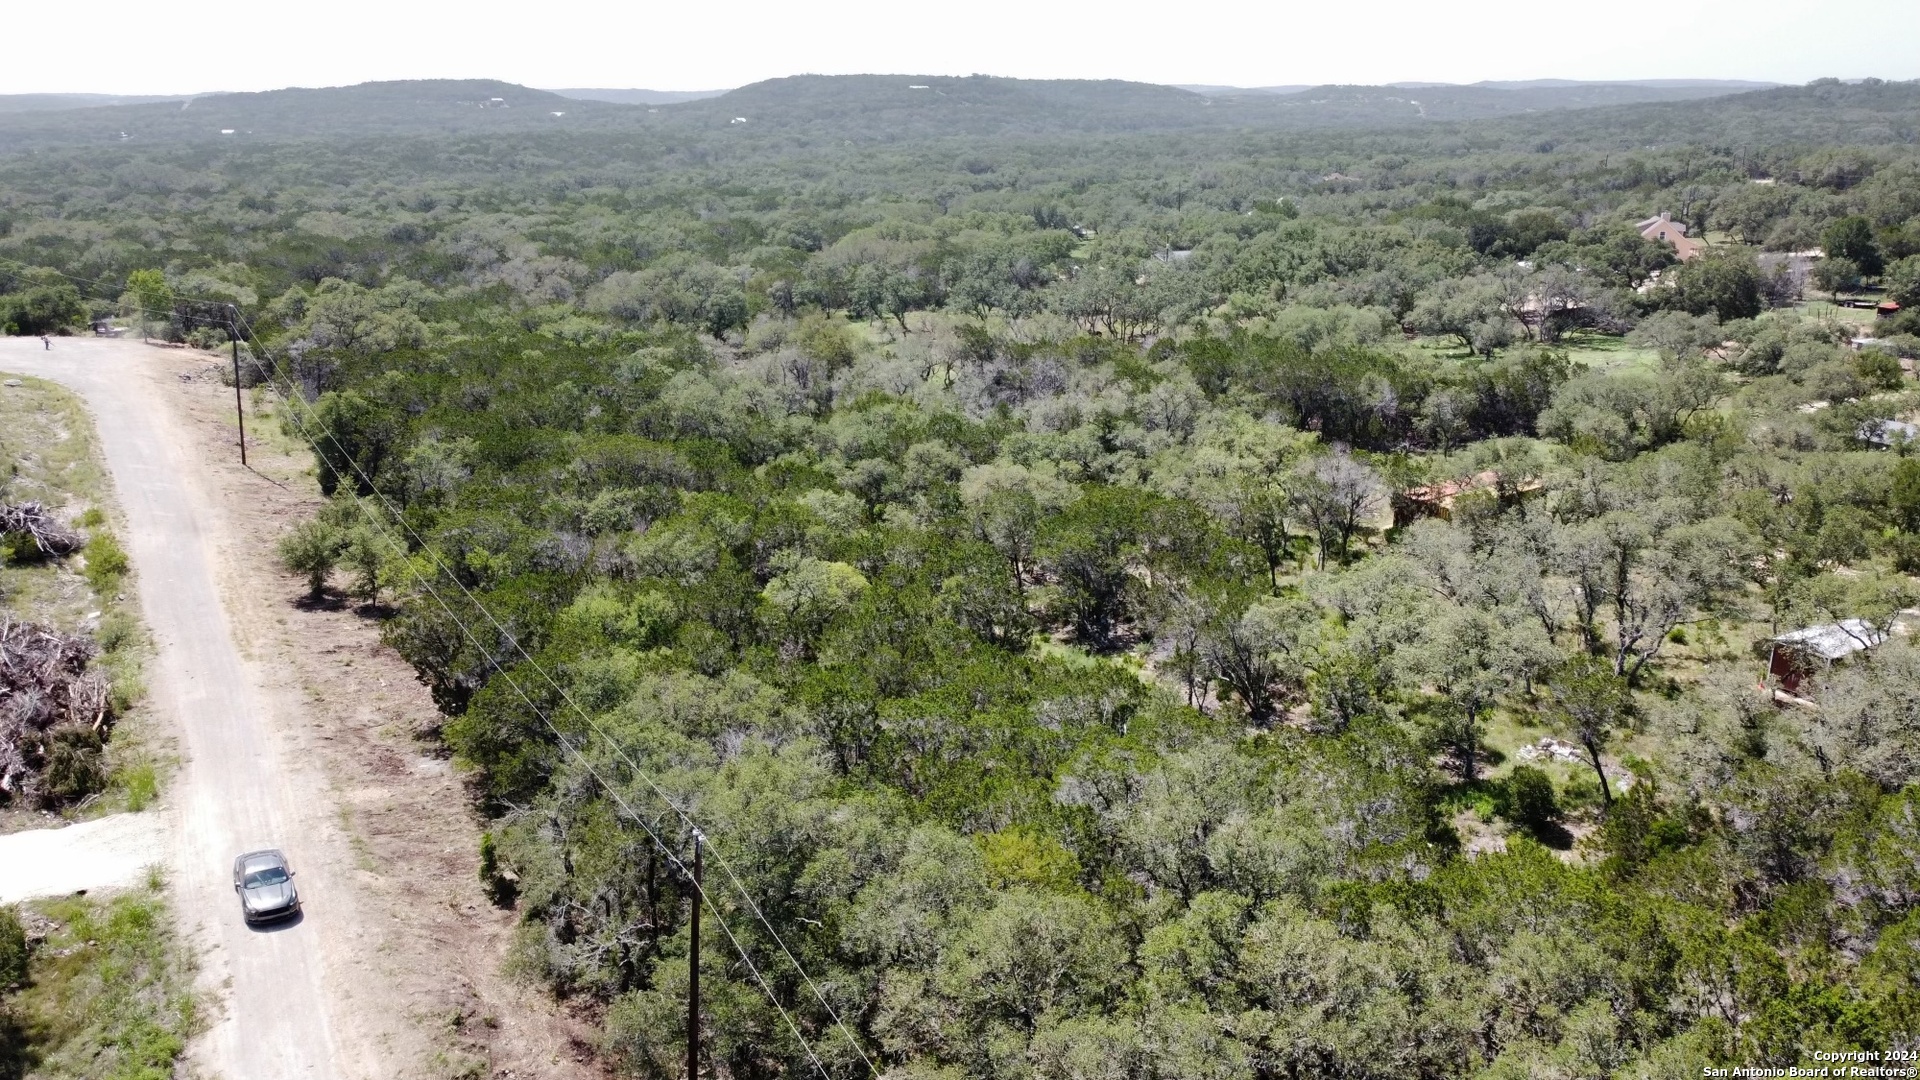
{"left": 0, "top": 811, "right": 167, "bottom": 903}
{"left": 1, "top": 339, "right": 382, "bottom": 1078}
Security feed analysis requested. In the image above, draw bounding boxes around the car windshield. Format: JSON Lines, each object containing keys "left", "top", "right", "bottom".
{"left": 244, "top": 867, "right": 289, "bottom": 888}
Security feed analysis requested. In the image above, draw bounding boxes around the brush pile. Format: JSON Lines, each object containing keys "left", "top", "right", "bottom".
{"left": 0, "top": 617, "right": 110, "bottom": 804}
{"left": 0, "top": 501, "right": 84, "bottom": 556}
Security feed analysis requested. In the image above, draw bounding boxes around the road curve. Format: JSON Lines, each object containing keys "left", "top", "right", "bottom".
{"left": 2, "top": 339, "right": 371, "bottom": 1078}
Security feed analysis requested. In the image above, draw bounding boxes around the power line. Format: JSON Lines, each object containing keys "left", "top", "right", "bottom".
{"left": 10, "top": 259, "right": 867, "bottom": 1078}
{"left": 229, "top": 301, "right": 883, "bottom": 1078}
{"left": 9, "top": 256, "right": 880, "bottom": 1069}
{"left": 229, "top": 310, "right": 843, "bottom": 1080}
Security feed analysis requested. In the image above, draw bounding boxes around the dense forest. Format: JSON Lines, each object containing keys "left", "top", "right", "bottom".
{"left": 5, "top": 75, "right": 1920, "bottom": 1078}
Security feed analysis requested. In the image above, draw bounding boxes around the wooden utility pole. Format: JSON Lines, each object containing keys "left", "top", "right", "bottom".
{"left": 229, "top": 305, "right": 247, "bottom": 466}
{"left": 687, "top": 831, "right": 702, "bottom": 1080}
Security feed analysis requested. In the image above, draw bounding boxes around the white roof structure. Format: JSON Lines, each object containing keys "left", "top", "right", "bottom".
{"left": 1860, "top": 419, "right": 1920, "bottom": 446}
{"left": 1773, "top": 619, "right": 1886, "bottom": 662}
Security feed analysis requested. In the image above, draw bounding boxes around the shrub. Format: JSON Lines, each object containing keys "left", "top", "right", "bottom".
{"left": 478, "top": 831, "right": 517, "bottom": 908}
{"left": 1503, "top": 766, "right": 1561, "bottom": 833}
{"left": 1894, "top": 533, "right": 1920, "bottom": 575}
{"left": 276, "top": 518, "right": 343, "bottom": 599}
{"left": 83, "top": 530, "right": 130, "bottom": 595}
{"left": 42, "top": 727, "right": 107, "bottom": 804}
{"left": 0, "top": 906, "right": 26, "bottom": 989}
{"left": 97, "top": 608, "right": 140, "bottom": 652}
{"left": 1856, "top": 348, "right": 1905, "bottom": 390}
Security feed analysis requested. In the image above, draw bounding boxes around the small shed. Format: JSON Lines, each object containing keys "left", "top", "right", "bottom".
{"left": 1767, "top": 619, "right": 1885, "bottom": 693}
{"left": 1394, "top": 470, "right": 1542, "bottom": 527}
{"left": 1880, "top": 301, "right": 1903, "bottom": 319}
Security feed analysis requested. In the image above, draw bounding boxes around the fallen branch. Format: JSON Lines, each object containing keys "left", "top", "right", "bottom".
{"left": 0, "top": 616, "right": 109, "bottom": 804}
{"left": 0, "top": 501, "right": 84, "bottom": 556}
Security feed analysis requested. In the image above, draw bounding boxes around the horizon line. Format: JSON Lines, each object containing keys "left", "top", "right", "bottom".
{"left": 5, "top": 72, "right": 1909, "bottom": 99}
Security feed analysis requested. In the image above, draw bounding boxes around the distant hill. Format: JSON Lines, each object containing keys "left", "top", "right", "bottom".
{"left": 0, "top": 74, "right": 1906, "bottom": 151}
{"left": 1181, "top": 79, "right": 1780, "bottom": 97}
{"left": 0, "top": 93, "right": 191, "bottom": 113}
{"left": 1175, "top": 84, "right": 1311, "bottom": 96}
{"left": 1204, "top": 81, "right": 1778, "bottom": 124}
{"left": 1488, "top": 77, "right": 1920, "bottom": 147}
{"left": 0, "top": 79, "right": 621, "bottom": 148}
{"left": 648, "top": 74, "right": 1783, "bottom": 139}
{"left": 1473, "top": 78, "right": 1782, "bottom": 90}
{"left": 548, "top": 88, "right": 727, "bottom": 105}
{"left": 657, "top": 74, "right": 1223, "bottom": 137}
{"left": 1181, "top": 79, "right": 1776, "bottom": 110}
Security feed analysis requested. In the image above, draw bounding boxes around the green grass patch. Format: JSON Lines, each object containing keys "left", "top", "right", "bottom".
{"left": 1556, "top": 331, "right": 1662, "bottom": 375}
{"left": 0, "top": 880, "right": 196, "bottom": 1080}
{"left": 1794, "top": 299, "right": 1879, "bottom": 327}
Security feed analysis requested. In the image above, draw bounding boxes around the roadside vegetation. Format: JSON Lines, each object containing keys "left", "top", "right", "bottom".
{"left": 3, "top": 75, "right": 1919, "bottom": 1077}
{"left": 0, "top": 878, "right": 196, "bottom": 1080}
{"left": 0, "top": 376, "right": 155, "bottom": 824}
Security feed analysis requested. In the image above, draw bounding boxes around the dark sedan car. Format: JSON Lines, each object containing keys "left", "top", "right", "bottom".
{"left": 232, "top": 849, "right": 301, "bottom": 923}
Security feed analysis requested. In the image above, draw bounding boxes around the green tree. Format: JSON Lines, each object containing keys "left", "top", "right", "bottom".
{"left": 1410, "top": 275, "right": 1509, "bottom": 355}
{"left": 340, "top": 524, "right": 390, "bottom": 607}
{"left": 0, "top": 268, "right": 85, "bottom": 336}
{"left": 123, "top": 267, "right": 174, "bottom": 341}
{"left": 1037, "top": 486, "right": 1151, "bottom": 649}
{"left": 277, "top": 518, "right": 343, "bottom": 600}
{"left": 1667, "top": 251, "right": 1764, "bottom": 321}
{"left": 1406, "top": 604, "right": 1549, "bottom": 782}
{"left": 1886, "top": 255, "right": 1920, "bottom": 309}
{"left": 1811, "top": 256, "right": 1863, "bottom": 298}
{"left": 1198, "top": 589, "right": 1316, "bottom": 726}
{"left": 1543, "top": 657, "right": 1633, "bottom": 804}
{"left": 761, "top": 555, "right": 868, "bottom": 657}
{"left": 1287, "top": 453, "right": 1385, "bottom": 569}
{"left": 1822, "top": 215, "right": 1884, "bottom": 277}
{"left": 1891, "top": 457, "right": 1920, "bottom": 533}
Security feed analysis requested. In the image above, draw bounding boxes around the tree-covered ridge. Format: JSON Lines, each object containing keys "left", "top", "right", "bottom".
{"left": 4, "top": 76, "right": 1920, "bottom": 1077}
{"left": 0, "top": 75, "right": 1913, "bottom": 153}
{"left": 241, "top": 290, "right": 1919, "bottom": 1076}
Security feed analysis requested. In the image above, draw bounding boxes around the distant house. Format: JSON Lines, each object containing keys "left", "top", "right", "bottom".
{"left": 1767, "top": 619, "right": 1886, "bottom": 694}
{"left": 1394, "top": 470, "right": 1542, "bottom": 526}
{"left": 1636, "top": 212, "right": 1704, "bottom": 261}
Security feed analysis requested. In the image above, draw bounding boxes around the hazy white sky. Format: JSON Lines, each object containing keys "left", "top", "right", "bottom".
{"left": 6, "top": 0, "right": 1912, "bottom": 95}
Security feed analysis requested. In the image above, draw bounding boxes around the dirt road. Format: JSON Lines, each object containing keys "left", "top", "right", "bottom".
{"left": 1, "top": 338, "right": 596, "bottom": 1079}
{"left": 3, "top": 338, "right": 382, "bottom": 1075}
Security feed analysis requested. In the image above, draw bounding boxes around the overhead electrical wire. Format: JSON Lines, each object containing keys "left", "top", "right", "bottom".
{"left": 5, "top": 257, "right": 876, "bottom": 1078}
